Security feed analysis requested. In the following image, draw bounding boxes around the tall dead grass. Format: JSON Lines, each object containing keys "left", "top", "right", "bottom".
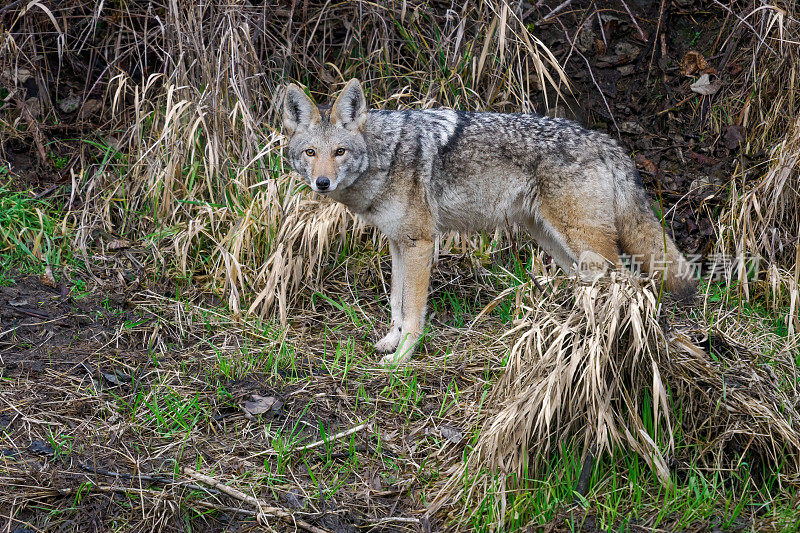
{"left": 432, "top": 273, "right": 800, "bottom": 527}
{"left": 715, "top": 2, "right": 800, "bottom": 336}
{"left": 3, "top": 1, "right": 800, "bottom": 528}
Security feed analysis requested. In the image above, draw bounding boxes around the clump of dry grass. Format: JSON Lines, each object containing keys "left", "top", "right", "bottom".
{"left": 715, "top": 2, "right": 800, "bottom": 335}
{"left": 431, "top": 272, "right": 800, "bottom": 526}
{"left": 720, "top": 114, "right": 800, "bottom": 333}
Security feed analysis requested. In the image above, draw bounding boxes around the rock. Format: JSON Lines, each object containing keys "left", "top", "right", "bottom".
{"left": 58, "top": 92, "right": 81, "bottom": 113}
{"left": 79, "top": 99, "right": 102, "bottom": 119}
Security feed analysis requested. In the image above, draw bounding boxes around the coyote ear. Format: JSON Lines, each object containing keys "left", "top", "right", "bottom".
{"left": 331, "top": 79, "right": 367, "bottom": 132}
{"left": 283, "top": 83, "right": 320, "bottom": 136}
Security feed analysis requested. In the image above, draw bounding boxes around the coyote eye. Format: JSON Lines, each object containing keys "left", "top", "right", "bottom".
{"left": 305, "top": 148, "right": 316, "bottom": 157}
{"left": 334, "top": 147, "right": 346, "bottom": 156}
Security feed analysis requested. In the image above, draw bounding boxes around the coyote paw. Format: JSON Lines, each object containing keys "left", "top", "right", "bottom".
{"left": 378, "top": 333, "right": 419, "bottom": 368}
{"left": 379, "top": 349, "right": 413, "bottom": 368}
{"left": 374, "top": 327, "right": 402, "bottom": 353}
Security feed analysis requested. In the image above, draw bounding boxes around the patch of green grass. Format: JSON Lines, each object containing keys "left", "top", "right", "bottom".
{"left": 326, "top": 337, "right": 359, "bottom": 382}
{"left": 704, "top": 279, "right": 793, "bottom": 339}
{"left": 0, "top": 184, "right": 67, "bottom": 267}
{"left": 118, "top": 380, "right": 211, "bottom": 438}
{"left": 0, "top": 270, "right": 14, "bottom": 287}
{"left": 312, "top": 292, "right": 367, "bottom": 329}
{"left": 45, "top": 427, "right": 76, "bottom": 459}
{"left": 380, "top": 367, "right": 423, "bottom": 416}
{"left": 465, "top": 440, "right": 785, "bottom": 532}
{"left": 213, "top": 344, "right": 265, "bottom": 381}
{"left": 431, "top": 290, "right": 470, "bottom": 328}
{"left": 49, "top": 153, "right": 69, "bottom": 169}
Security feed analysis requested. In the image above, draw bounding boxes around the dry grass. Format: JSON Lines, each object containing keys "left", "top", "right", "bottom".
{"left": 1, "top": 0, "right": 570, "bottom": 324}
{"left": 431, "top": 273, "right": 800, "bottom": 527}
{"left": 715, "top": 2, "right": 800, "bottom": 336}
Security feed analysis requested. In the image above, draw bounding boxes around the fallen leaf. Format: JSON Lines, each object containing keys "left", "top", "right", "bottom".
{"left": 614, "top": 41, "right": 640, "bottom": 60}
{"left": 619, "top": 121, "right": 645, "bottom": 134}
{"left": 58, "top": 92, "right": 81, "bottom": 113}
{"left": 724, "top": 125, "right": 745, "bottom": 150}
{"left": 243, "top": 395, "right": 281, "bottom": 416}
{"left": 107, "top": 239, "right": 131, "bottom": 251}
{"left": 635, "top": 154, "right": 658, "bottom": 174}
{"left": 690, "top": 176, "right": 716, "bottom": 197}
{"left": 690, "top": 74, "right": 722, "bottom": 96}
{"left": 617, "top": 64, "right": 635, "bottom": 76}
{"left": 102, "top": 371, "right": 129, "bottom": 385}
{"left": 440, "top": 426, "right": 463, "bottom": 444}
{"left": 689, "top": 150, "right": 719, "bottom": 166}
{"left": 1, "top": 68, "right": 32, "bottom": 84}
{"left": 680, "top": 51, "right": 717, "bottom": 76}
{"left": 29, "top": 440, "right": 55, "bottom": 457}
{"left": 576, "top": 22, "right": 594, "bottom": 52}
{"left": 284, "top": 489, "right": 306, "bottom": 509}
{"left": 25, "top": 97, "right": 41, "bottom": 118}
{"left": 594, "top": 38, "right": 606, "bottom": 55}
{"left": 369, "top": 470, "right": 383, "bottom": 490}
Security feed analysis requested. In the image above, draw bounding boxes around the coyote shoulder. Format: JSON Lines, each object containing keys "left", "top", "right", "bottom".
{"left": 283, "top": 79, "right": 697, "bottom": 366}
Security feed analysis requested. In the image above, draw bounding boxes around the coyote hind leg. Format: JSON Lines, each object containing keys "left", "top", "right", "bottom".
{"left": 528, "top": 206, "right": 620, "bottom": 280}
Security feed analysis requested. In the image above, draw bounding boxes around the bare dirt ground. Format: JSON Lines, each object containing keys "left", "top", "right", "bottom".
{"left": 0, "top": 261, "right": 506, "bottom": 531}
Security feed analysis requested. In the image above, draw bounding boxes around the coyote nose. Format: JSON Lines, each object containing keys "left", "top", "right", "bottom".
{"left": 316, "top": 176, "right": 331, "bottom": 191}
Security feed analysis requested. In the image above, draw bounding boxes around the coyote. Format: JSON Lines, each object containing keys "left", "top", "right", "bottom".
{"left": 282, "top": 79, "right": 697, "bottom": 366}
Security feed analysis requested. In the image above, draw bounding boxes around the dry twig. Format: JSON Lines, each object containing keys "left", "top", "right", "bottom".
{"left": 181, "top": 467, "right": 331, "bottom": 533}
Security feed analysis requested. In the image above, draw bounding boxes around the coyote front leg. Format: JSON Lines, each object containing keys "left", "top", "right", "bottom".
{"left": 375, "top": 239, "right": 404, "bottom": 353}
{"left": 379, "top": 238, "right": 433, "bottom": 367}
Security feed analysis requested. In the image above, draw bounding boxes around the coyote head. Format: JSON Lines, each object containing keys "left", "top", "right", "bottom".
{"left": 282, "top": 79, "right": 369, "bottom": 194}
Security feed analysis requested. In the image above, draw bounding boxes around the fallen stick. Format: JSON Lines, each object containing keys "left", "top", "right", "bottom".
{"left": 181, "top": 467, "right": 330, "bottom": 533}
{"left": 656, "top": 94, "right": 694, "bottom": 116}
{"left": 249, "top": 422, "right": 370, "bottom": 458}
{"left": 367, "top": 516, "right": 420, "bottom": 525}
{"left": 292, "top": 422, "right": 370, "bottom": 453}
